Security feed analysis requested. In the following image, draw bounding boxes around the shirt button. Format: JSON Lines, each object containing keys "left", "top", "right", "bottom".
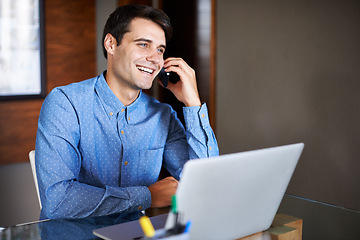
{"left": 128, "top": 117, "right": 131, "bottom": 121}
{"left": 209, "top": 146, "right": 212, "bottom": 150}
{"left": 138, "top": 206, "right": 143, "bottom": 210}
{"left": 121, "top": 130, "right": 125, "bottom": 134}
{"left": 124, "top": 161, "right": 129, "bottom": 166}
{"left": 201, "top": 114, "right": 205, "bottom": 118}
{"left": 121, "top": 109, "right": 125, "bottom": 112}
{"left": 109, "top": 112, "right": 113, "bottom": 116}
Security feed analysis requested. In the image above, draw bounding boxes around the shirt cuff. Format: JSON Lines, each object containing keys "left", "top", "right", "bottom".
{"left": 126, "top": 186, "right": 152, "bottom": 212}
{"left": 183, "top": 103, "right": 211, "bottom": 130}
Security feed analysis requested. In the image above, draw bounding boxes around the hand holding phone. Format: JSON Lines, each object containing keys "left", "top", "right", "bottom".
{"left": 161, "top": 57, "right": 201, "bottom": 107}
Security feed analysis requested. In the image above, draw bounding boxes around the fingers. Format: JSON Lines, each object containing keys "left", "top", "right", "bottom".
{"left": 160, "top": 177, "right": 179, "bottom": 193}
{"left": 162, "top": 58, "right": 201, "bottom": 107}
{"left": 148, "top": 177, "right": 179, "bottom": 208}
{"left": 163, "top": 58, "right": 195, "bottom": 82}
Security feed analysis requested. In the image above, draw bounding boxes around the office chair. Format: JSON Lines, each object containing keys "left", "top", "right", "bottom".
{"left": 29, "top": 150, "right": 42, "bottom": 209}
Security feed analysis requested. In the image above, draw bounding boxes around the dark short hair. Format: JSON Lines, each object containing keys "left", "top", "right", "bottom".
{"left": 102, "top": 4, "right": 173, "bottom": 59}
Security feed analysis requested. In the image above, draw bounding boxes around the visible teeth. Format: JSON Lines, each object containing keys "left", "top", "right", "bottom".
{"left": 137, "top": 66, "right": 154, "bottom": 74}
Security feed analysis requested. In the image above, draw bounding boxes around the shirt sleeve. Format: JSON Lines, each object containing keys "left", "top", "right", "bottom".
{"left": 163, "top": 103, "right": 219, "bottom": 179}
{"left": 183, "top": 103, "right": 219, "bottom": 159}
{"left": 35, "top": 89, "right": 151, "bottom": 220}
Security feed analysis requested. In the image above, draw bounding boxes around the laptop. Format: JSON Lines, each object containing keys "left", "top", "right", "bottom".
{"left": 93, "top": 143, "right": 304, "bottom": 240}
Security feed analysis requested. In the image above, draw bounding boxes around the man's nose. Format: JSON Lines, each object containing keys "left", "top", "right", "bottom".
{"left": 146, "top": 49, "right": 161, "bottom": 64}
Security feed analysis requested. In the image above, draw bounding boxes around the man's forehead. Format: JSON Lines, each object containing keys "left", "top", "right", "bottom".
{"left": 128, "top": 18, "right": 166, "bottom": 43}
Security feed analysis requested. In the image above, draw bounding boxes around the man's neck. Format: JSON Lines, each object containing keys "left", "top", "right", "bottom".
{"left": 105, "top": 71, "right": 140, "bottom": 106}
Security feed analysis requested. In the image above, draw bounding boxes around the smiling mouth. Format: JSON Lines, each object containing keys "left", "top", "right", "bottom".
{"left": 137, "top": 66, "right": 155, "bottom": 74}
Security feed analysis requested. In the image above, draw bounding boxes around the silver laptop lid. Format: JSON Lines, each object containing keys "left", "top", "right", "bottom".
{"left": 172, "top": 143, "right": 304, "bottom": 240}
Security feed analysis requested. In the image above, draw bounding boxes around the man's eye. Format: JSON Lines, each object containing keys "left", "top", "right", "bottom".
{"left": 138, "top": 43, "right": 147, "bottom": 48}
{"left": 158, "top": 48, "right": 165, "bottom": 54}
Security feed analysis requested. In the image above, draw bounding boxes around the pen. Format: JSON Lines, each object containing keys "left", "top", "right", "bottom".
{"left": 184, "top": 221, "right": 192, "bottom": 233}
{"left": 171, "top": 195, "right": 178, "bottom": 213}
{"left": 139, "top": 216, "right": 155, "bottom": 238}
{"left": 171, "top": 195, "right": 187, "bottom": 234}
{"left": 171, "top": 195, "right": 180, "bottom": 233}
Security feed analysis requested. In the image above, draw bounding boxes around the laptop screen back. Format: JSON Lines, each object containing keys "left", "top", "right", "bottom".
{"left": 173, "top": 143, "right": 304, "bottom": 240}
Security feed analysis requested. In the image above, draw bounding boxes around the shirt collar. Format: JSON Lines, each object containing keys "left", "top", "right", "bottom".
{"left": 95, "top": 71, "right": 145, "bottom": 122}
{"left": 95, "top": 72, "right": 125, "bottom": 116}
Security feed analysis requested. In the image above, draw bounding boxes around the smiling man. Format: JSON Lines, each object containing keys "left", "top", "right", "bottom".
{"left": 35, "top": 4, "right": 219, "bottom": 220}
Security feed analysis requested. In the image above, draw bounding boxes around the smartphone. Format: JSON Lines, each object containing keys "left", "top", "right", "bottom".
{"left": 157, "top": 68, "right": 170, "bottom": 87}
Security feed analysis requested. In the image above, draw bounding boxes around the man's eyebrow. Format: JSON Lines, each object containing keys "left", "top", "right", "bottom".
{"left": 134, "top": 38, "right": 166, "bottom": 50}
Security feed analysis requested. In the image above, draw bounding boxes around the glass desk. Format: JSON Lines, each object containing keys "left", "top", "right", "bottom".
{"left": 0, "top": 213, "right": 140, "bottom": 240}
{"left": 1, "top": 194, "right": 359, "bottom": 240}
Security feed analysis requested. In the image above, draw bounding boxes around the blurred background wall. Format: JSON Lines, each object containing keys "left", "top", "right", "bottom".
{"left": 216, "top": 0, "right": 360, "bottom": 211}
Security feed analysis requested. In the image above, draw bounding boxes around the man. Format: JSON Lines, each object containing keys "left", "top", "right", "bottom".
{"left": 35, "top": 4, "right": 218, "bottom": 220}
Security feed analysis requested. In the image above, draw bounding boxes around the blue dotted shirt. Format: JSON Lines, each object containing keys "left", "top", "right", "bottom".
{"left": 35, "top": 73, "right": 219, "bottom": 220}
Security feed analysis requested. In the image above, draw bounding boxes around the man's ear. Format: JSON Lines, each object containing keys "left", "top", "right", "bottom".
{"left": 104, "top": 33, "right": 116, "bottom": 56}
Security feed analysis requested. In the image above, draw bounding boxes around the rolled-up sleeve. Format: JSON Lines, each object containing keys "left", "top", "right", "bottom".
{"left": 183, "top": 103, "right": 219, "bottom": 159}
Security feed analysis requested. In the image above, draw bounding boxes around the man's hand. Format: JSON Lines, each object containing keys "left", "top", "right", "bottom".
{"left": 160, "top": 58, "right": 201, "bottom": 107}
{"left": 148, "top": 176, "right": 179, "bottom": 208}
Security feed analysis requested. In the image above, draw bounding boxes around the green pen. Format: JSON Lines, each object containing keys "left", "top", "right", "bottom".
{"left": 171, "top": 195, "right": 180, "bottom": 234}
{"left": 171, "top": 195, "right": 178, "bottom": 213}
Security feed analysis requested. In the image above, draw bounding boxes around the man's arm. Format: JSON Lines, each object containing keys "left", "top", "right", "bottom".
{"left": 150, "top": 58, "right": 218, "bottom": 209}
{"left": 160, "top": 57, "right": 219, "bottom": 178}
{"left": 163, "top": 57, "right": 219, "bottom": 160}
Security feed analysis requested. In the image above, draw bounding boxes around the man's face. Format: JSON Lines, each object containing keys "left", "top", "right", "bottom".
{"left": 110, "top": 18, "right": 166, "bottom": 90}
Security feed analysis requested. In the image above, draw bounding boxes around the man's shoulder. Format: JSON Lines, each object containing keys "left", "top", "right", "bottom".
{"left": 47, "top": 77, "right": 97, "bottom": 99}
{"left": 57, "top": 77, "right": 97, "bottom": 94}
{"left": 43, "top": 76, "right": 98, "bottom": 109}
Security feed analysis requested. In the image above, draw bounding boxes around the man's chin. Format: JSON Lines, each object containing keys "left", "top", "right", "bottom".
{"left": 138, "top": 82, "right": 154, "bottom": 91}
